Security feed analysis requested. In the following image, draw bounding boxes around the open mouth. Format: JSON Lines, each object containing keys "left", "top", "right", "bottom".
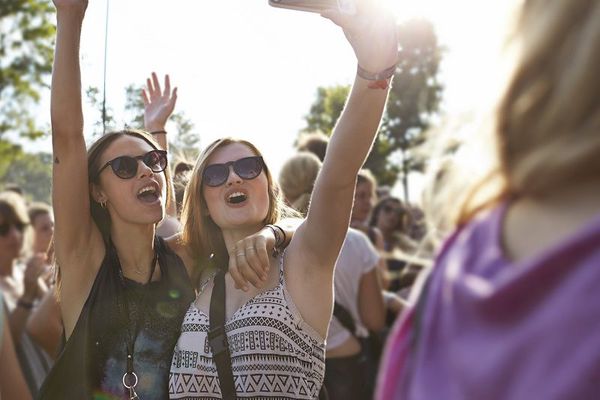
{"left": 137, "top": 185, "right": 159, "bottom": 203}
{"left": 227, "top": 191, "right": 248, "bottom": 205}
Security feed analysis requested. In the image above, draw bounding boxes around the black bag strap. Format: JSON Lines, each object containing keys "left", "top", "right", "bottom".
{"left": 333, "top": 301, "right": 357, "bottom": 338}
{"left": 209, "top": 268, "right": 237, "bottom": 400}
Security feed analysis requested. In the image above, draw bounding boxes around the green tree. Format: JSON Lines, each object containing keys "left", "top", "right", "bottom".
{"left": 1, "top": 0, "right": 55, "bottom": 140}
{"left": 86, "top": 86, "right": 116, "bottom": 137}
{"left": 1, "top": 151, "right": 53, "bottom": 203}
{"left": 301, "top": 19, "right": 443, "bottom": 200}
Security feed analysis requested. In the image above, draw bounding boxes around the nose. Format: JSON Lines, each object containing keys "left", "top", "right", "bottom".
{"left": 225, "top": 165, "right": 242, "bottom": 186}
{"left": 137, "top": 159, "right": 155, "bottom": 179}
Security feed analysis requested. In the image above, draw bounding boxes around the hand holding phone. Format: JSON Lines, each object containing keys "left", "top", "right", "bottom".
{"left": 269, "top": 0, "right": 356, "bottom": 15}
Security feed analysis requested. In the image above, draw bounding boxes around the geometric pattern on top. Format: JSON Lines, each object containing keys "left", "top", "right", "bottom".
{"left": 169, "top": 255, "right": 326, "bottom": 399}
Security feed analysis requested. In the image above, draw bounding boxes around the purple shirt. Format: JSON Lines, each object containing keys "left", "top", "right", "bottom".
{"left": 377, "top": 204, "right": 600, "bottom": 400}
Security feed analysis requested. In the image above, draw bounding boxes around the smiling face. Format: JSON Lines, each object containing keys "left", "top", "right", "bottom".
{"left": 201, "top": 143, "right": 270, "bottom": 231}
{"left": 92, "top": 135, "right": 167, "bottom": 227}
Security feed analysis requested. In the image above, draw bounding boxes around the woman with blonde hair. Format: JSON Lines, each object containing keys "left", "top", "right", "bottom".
{"left": 280, "top": 152, "right": 386, "bottom": 400}
{"left": 168, "top": 5, "right": 398, "bottom": 398}
{"left": 376, "top": 1, "right": 600, "bottom": 399}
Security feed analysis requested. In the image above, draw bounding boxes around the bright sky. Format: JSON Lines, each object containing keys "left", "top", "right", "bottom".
{"left": 18, "top": 0, "right": 519, "bottom": 202}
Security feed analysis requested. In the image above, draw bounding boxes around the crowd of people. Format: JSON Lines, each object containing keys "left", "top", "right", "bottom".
{"left": 1, "top": 0, "right": 598, "bottom": 399}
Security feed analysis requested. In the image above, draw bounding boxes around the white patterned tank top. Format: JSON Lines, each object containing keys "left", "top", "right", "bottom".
{"left": 169, "top": 253, "right": 326, "bottom": 399}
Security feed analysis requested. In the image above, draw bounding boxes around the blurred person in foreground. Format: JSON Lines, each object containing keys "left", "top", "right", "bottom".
{"left": 376, "top": 1, "right": 600, "bottom": 399}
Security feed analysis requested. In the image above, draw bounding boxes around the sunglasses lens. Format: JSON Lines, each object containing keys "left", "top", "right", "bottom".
{"left": 0, "top": 222, "right": 26, "bottom": 236}
{"left": 144, "top": 150, "right": 167, "bottom": 172}
{"left": 235, "top": 157, "right": 263, "bottom": 180}
{"left": 203, "top": 165, "right": 229, "bottom": 187}
{"left": 111, "top": 156, "right": 138, "bottom": 179}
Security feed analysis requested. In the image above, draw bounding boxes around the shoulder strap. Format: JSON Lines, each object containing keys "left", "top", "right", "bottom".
{"left": 209, "top": 269, "right": 237, "bottom": 400}
{"left": 333, "top": 301, "right": 357, "bottom": 338}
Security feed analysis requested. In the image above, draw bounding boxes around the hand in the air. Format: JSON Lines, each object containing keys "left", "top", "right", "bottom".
{"left": 321, "top": 0, "right": 398, "bottom": 74}
{"left": 142, "top": 72, "right": 178, "bottom": 132}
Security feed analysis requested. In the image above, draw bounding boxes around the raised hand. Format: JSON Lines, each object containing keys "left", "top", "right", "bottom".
{"left": 23, "top": 253, "right": 50, "bottom": 301}
{"left": 142, "top": 72, "right": 178, "bottom": 132}
{"left": 321, "top": 0, "right": 398, "bottom": 74}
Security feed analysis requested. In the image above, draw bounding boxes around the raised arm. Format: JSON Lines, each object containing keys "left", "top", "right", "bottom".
{"left": 143, "top": 72, "right": 180, "bottom": 228}
{"left": 51, "top": 0, "right": 105, "bottom": 336}
{"left": 297, "top": 6, "right": 398, "bottom": 269}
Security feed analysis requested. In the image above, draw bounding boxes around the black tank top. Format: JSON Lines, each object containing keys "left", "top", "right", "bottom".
{"left": 37, "top": 236, "right": 194, "bottom": 400}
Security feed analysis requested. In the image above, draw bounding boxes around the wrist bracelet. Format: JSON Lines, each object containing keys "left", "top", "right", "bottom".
{"left": 150, "top": 130, "right": 167, "bottom": 135}
{"left": 265, "top": 224, "right": 286, "bottom": 257}
{"left": 17, "top": 299, "right": 35, "bottom": 310}
{"left": 357, "top": 64, "right": 397, "bottom": 81}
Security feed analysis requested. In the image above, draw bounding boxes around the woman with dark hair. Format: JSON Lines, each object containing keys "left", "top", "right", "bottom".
{"left": 168, "top": 4, "right": 398, "bottom": 398}
{"left": 40, "top": 2, "right": 276, "bottom": 398}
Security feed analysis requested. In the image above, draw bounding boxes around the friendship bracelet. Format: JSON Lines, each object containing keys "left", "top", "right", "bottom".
{"left": 357, "top": 64, "right": 397, "bottom": 81}
{"left": 150, "top": 130, "right": 167, "bottom": 135}
{"left": 357, "top": 64, "right": 397, "bottom": 90}
{"left": 265, "top": 224, "right": 286, "bottom": 257}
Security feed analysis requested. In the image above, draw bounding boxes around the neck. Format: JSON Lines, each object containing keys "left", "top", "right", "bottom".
{"left": 110, "top": 221, "right": 156, "bottom": 278}
{"left": 221, "top": 223, "right": 263, "bottom": 251}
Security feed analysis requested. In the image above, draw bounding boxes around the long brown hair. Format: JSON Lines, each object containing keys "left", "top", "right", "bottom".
{"left": 181, "top": 138, "right": 293, "bottom": 272}
{"left": 457, "top": 0, "right": 600, "bottom": 225}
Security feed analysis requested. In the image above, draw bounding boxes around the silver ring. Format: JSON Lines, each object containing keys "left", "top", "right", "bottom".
{"left": 236, "top": 252, "right": 245, "bottom": 257}
{"left": 122, "top": 372, "right": 138, "bottom": 389}
{"left": 245, "top": 247, "right": 255, "bottom": 251}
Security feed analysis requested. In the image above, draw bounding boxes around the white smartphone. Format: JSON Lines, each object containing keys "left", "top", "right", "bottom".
{"left": 268, "top": 0, "right": 356, "bottom": 14}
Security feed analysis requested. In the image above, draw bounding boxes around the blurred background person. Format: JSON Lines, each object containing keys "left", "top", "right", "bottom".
{"left": 0, "top": 191, "right": 52, "bottom": 397}
{"left": 0, "top": 292, "right": 33, "bottom": 400}
{"left": 279, "top": 152, "right": 386, "bottom": 400}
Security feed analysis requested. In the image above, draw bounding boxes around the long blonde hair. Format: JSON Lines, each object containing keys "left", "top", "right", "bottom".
{"left": 279, "top": 152, "right": 322, "bottom": 217}
{"left": 180, "top": 138, "right": 292, "bottom": 271}
{"left": 457, "top": 0, "right": 600, "bottom": 224}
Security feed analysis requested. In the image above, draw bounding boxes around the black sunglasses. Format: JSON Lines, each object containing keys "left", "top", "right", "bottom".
{"left": 202, "top": 156, "right": 264, "bottom": 187}
{"left": 96, "top": 150, "right": 168, "bottom": 180}
{"left": 0, "top": 221, "right": 28, "bottom": 237}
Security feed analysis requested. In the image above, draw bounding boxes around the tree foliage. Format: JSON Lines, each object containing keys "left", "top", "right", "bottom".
{"left": 0, "top": 0, "right": 55, "bottom": 140}
{"left": 301, "top": 19, "right": 444, "bottom": 200}
{"left": 0, "top": 140, "right": 52, "bottom": 203}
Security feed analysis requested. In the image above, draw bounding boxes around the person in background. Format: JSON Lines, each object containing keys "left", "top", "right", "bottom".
{"left": 279, "top": 152, "right": 386, "bottom": 400}
{"left": 296, "top": 131, "right": 330, "bottom": 162}
{"left": 369, "top": 196, "right": 423, "bottom": 295}
{"left": 0, "top": 191, "right": 52, "bottom": 397}
{"left": 0, "top": 293, "right": 33, "bottom": 400}
{"left": 27, "top": 203, "right": 54, "bottom": 256}
{"left": 376, "top": 1, "right": 600, "bottom": 399}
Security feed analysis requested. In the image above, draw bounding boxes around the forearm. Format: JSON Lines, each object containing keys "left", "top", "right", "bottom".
{"left": 8, "top": 304, "right": 33, "bottom": 346}
{"left": 321, "top": 75, "right": 391, "bottom": 187}
{"left": 51, "top": 9, "right": 85, "bottom": 140}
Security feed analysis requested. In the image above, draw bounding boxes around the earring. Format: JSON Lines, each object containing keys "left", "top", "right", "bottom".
{"left": 99, "top": 200, "right": 107, "bottom": 209}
